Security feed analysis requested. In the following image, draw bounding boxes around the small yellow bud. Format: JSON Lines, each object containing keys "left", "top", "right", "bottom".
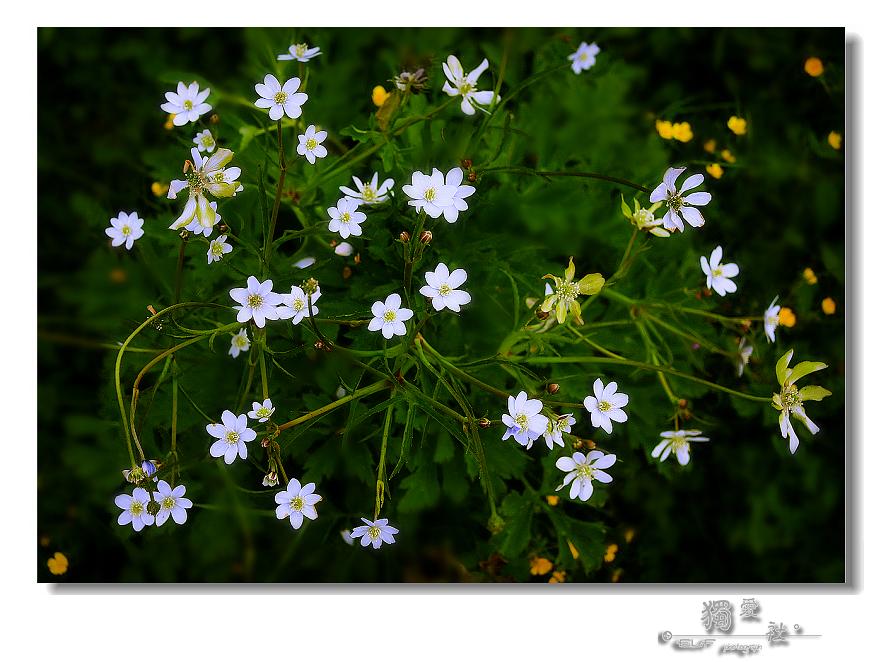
{"left": 529, "top": 556, "right": 553, "bottom": 576}
{"left": 803, "top": 268, "right": 818, "bottom": 285}
{"left": 703, "top": 139, "right": 717, "bottom": 153}
{"left": 151, "top": 181, "right": 169, "bottom": 197}
{"left": 706, "top": 163, "right": 724, "bottom": 179}
{"left": 611, "top": 568, "right": 623, "bottom": 583}
{"left": 604, "top": 543, "right": 618, "bottom": 563}
{"left": 727, "top": 116, "right": 747, "bottom": 136}
{"left": 624, "top": 528, "right": 635, "bottom": 544}
{"left": 720, "top": 149, "right": 736, "bottom": 164}
{"left": 671, "top": 121, "right": 693, "bottom": 143}
{"left": 546, "top": 495, "right": 559, "bottom": 506}
{"left": 655, "top": 119, "right": 674, "bottom": 140}
{"left": 372, "top": 85, "right": 390, "bottom": 108}
{"left": 778, "top": 307, "right": 797, "bottom": 328}
{"left": 549, "top": 570, "right": 567, "bottom": 583}
{"left": 163, "top": 114, "right": 175, "bottom": 130}
{"left": 822, "top": 297, "right": 836, "bottom": 315}
{"left": 804, "top": 57, "right": 824, "bottom": 77}
{"left": 567, "top": 539, "right": 579, "bottom": 560}
{"left": 47, "top": 552, "right": 69, "bottom": 576}
{"left": 828, "top": 131, "right": 842, "bottom": 150}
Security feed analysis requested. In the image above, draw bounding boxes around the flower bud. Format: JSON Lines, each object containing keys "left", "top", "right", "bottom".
{"left": 678, "top": 399, "right": 688, "bottom": 409}
{"left": 478, "top": 417, "right": 492, "bottom": 429}
{"left": 467, "top": 171, "right": 477, "bottom": 182}
{"left": 334, "top": 242, "right": 354, "bottom": 256}
{"left": 399, "top": 231, "right": 411, "bottom": 243}
{"left": 487, "top": 513, "right": 506, "bottom": 535}
{"left": 261, "top": 438, "right": 270, "bottom": 448}
{"left": 419, "top": 230, "right": 433, "bottom": 244}
{"left": 262, "top": 471, "right": 279, "bottom": 487}
{"left": 146, "top": 500, "right": 161, "bottom": 516}
{"left": 342, "top": 266, "right": 353, "bottom": 279}
{"left": 547, "top": 383, "right": 560, "bottom": 395}
{"left": 354, "top": 253, "right": 362, "bottom": 265}
{"left": 462, "top": 158, "right": 473, "bottom": 169}
{"left": 302, "top": 278, "right": 319, "bottom": 295}
{"left": 217, "top": 223, "right": 229, "bottom": 234}
{"left": 585, "top": 439, "right": 596, "bottom": 449}
{"left": 209, "top": 113, "right": 220, "bottom": 124}
{"left": 178, "top": 229, "right": 190, "bottom": 240}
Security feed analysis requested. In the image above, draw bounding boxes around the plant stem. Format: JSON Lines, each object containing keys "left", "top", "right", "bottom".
{"left": 479, "top": 166, "right": 650, "bottom": 193}
{"left": 173, "top": 235, "right": 188, "bottom": 304}
{"left": 276, "top": 380, "right": 391, "bottom": 432}
{"left": 374, "top": 405, "right": 394, "bottom": 519}
{"left": 264, "top": 120, "right": 287, "bottom": 273}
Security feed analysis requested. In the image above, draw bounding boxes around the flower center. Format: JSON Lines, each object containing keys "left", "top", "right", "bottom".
{"left": 383, "top": 310, "right": 397, "bottom": 322}
{"left": 362, "top": 186, "right": 375, "bottom": 201}
{"left": 213, "top": 171, "right": 226, "bottom": 183}
{"left": 130, "top": 500, "right": 144, "bottom": 515}
{"left": 225, "top": 431, "right": 240, "bottom": 445}
{"left": 234, "top": 335, "right": 248, "bottom": 347}
{"left": 290, "top": 496, "right": 304, "bottom": 511}
{"left": 514, "top": 413, "right": 529, "bottom": 429}
{"left": 633, "top": 209, "right": 654, "bottom": 227}
{"left": 202, "top": 134, "right": 215, "bottom": 147}
{"left": 598, "top": 400, "right": 612, "bottom": 412}
{"left": 712, "top": 267, "right": 723, "bottom": 277}
{"left": 780, "top": 384, "right": 801, "bottom": 409}
{"left": 295, "top": 44, "right": 307, "bottom": 57}
{"left": 121, "top": 225, "right": 132, "bottom": 236}
{"left": 424, "top": 187, "right": 436, "bottom": 202}
{"left": 668, "top": 193, "right": 683, "bottom": 211}
{"left": 211, "top": 242, "right": 224, "bottom": 256}
{"left": 576, "top": 464, "right": 595, "bottom": 480}
{"left": 580, "top": 53, "right": 589, "bottom": 61}
{"left": 438, "top": 284, "right": 452, "bottom": 296}
{"left": 556, "top": 281, "right": 579, "bottom": 302}
{"left": 368, "top": 525, "right": 381, "bottom": 540}
{"left": 340, "top": 212, "right": 351, "bottom": 224}
{"left": 256, "top": 407, "right": 271, "bottom": 418}
{"left": 292, "top": 298, "right": 305, "bottom": 311}
{"left": 247, "top": 294, "right": 263, "bottom": 309}
{"left": 161, "top": 496, "right": 175, "bottom": 510}
{"left": 458, "top": 81, "right": 473, "bottom": 95}
{"left": 183, "top": 100, "right": 194, "bottom": 110}
{"left": 306, "top": 138, "right": 318, "bottom": 151}
{"left": 766, "top": 313, "right": 779, "bottom": 326}
{"left": 274, "top": 91, "right": 288, "bottom": 104}
{"left": 669, "top": 435, "right": 688, "bottom": 452}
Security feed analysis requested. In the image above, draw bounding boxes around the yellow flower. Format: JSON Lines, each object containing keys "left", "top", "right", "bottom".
{"left": 529, "top": 557, "right": 553, "bottom": 576}
{"left": 47, "top": 552, "right": 68, "bottom": 576}
{"left": 624, "top": 528, "right": 635, "bottom": 544}
{"left": 567, "top": 540, "right": 579, "bottom": 560}
{"left": 671, "top": 121, "right": 693, "bottom": 142}
{"left": 706, "top": 163, "right": 723, "bottom": 179}
{"left": 611, "top": 568, "right": 623, "bottom": 583}
{"left": 803, "top": 268, "right": 818, "bottom": 285}
{"left": 778, "top": 307, "right": 797, "bottom": 327}
{"left": 604, "top": 543, "right": 619, "bottom": 563}
{"left": 822, "top": 297, "right": 836, "bottom": 315}
{"left": 151, "top": 181, "right": 169, "bottom": 197}
{"left": 828, "top": 131, "right": 842, "bottom": 150}
{"left": 703, "top": 139, "right": 717, "bottom": 153}
{"left": 372, "top": 85, "right": 390, "bottom": 107}
{"left": 549, "top": 570, "right": 567, "bottom": 583}
{"left": 655, "top": 119, "right": 674, "bottom": 140}
{"left": 546, "top": 495, "right": 559, "bottom": 506}
{"left": 721, "top": 149, "right": 736, "bottom": 163}
{"left": 163, "top": 114, "right": 176, "bottom": 130}
{"left": 727, "top": 116, "right": 747, "bottom": 136}
{"left": 804, "top": 57, "right": 824, "bottom": 77}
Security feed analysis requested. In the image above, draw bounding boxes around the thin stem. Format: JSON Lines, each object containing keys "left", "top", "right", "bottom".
{"left": 418, "top": 335, "right": 509, "bottom": 399}
{"left": 173, "top": 236, "right": 188, "bottom": 304}
{"left": 264, "top": 120, "right": 287, "bottom": 273}
{"left": 479, "top": 166, "right": 650, "bottom": 193}
{"left": 276, "top": 380, "right": 391, "bottom": 432}
{"left": 374, "top": 405, "right": 394, "bottom": 520}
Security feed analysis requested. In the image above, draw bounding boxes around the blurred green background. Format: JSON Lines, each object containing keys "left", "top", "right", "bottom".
{"left": 37, "top": 27, "right": 844, "bottom": 582}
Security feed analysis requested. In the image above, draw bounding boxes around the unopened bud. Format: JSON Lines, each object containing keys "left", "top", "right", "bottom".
{"left": 209, "top": 113, "right": 220, "bottom": 124}
{"left": 547, "top": 383, "right": 560, "bottom": 395}
{"left": 467, "top": 171, "right": 477, "bottom": 182}
{"left": 462, "top": 159, "right": 472, "bottom": 169}
{"left": 354, "top": 253, "right": 362, "bottom": 265}
{"left": 678, "top": 399, "right": 688, "bottom": 409}
{"left": 146, "top": 500, "right": 161, "bottom": 516}
{"left": 178, "top": 229, "right": 190, "bottom": 240}
{"left": 419, "top": 230, "right": 433, "bottom": 244}
{"left": 487, "top": 513, "right": 506, "bottom": 535}
{"left": 572, "top": 438, "right": 584, "bottom": 449}
{"left": 478, "top": 417, "right": 492, "bottom": 429}
{"left": 399, "top": 231, "right": 411, "bottom": 243}
{"left": 342, "top": 266, "right": 353, "bottom": 279}
{"left": 302, "top": 278, "right": 319, "bottom": 295}
{"left": 585, "top": 439, "right": 596, "bottom": 449}
{"left": 262, "top": 471, "right": 279, "bottom": 487}
{"left": 314, "top": 340, "right": 326, "bottom": 351}
{"left": 217, "top": 223, "right": 229, "bottom": 234}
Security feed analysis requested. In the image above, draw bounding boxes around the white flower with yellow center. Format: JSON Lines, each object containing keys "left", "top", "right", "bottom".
{"left": 583, "top": 378, "right": 629, "bottom": 434}
{"left": 248, "top": 398, "right": 276, "bottom": 423}
{"left": 441, "top": 54, "right": 499, "bottom": 116}
{"left": 168, "top": 147, "right": 240, "bottom": 231}
{"left": 278, "top": 43, "right": 321, "bottom": 62}
{"left": 206, "top": 410, "right": 257, "bottom": 465}
{"left": 700, "top": 245, "right": 739, "bottom": 296}
{"left": 652, "top": 429, "right": 709, "bottom": 466}
{"left": 350, "top": 517, "right": 399, "bottom": 548}
{"left": 229, "top": 329, "right": 250, "bottom": 358}
{"left": 152, "top": 480, "right": 193, "bottom": 527}
{"left": 368, "top": 293, "right": 413, "bottom": 339}
{"left": 772, "top": 349, "right": 831, "bottom": 454}
{"left": 114, "top": 487, "right": 155, "bottom": 531}
{"left": 543, "top": 413, "right": 576, "bottom": 449}
{"left": 193, "top": 129, "right": 216, "bottom": 153}
{"left": 419, "top": 263, "right": 472, "bottom": 312}
{"left": 229, "top": 276, "right": 283, "bottom": 328}
{"left": 441, "top": 167, "right": 476, "bottom": 223}
{"left": 501, "top": 391, "right": 549, "bottom": 449}
{"left": 160, "top": 81, "right": 211, "bottom": 126}
{"left": 254, "top": 74, "right": 308, "bottom": 121}
{"left": 568, "top": 41, "right": 601, "bottom": 74}
{"left": 274, "top": 478, "right": 322, "bottom": 530}
{"left": 402, "top": 169, "right": 456, "bottom": 218}
{"left": 764, "top": 296, "right": 781, "bottom": 342}
{"left": 105, "top": 211, "right": 144, "bottom": 250}
{"left": 277, "top": 284, "right": 321, "bottom": 326}
{"left": 340, "top": 172, "right": 395, "bottom": 205}
{"left": 555, "top": 450, "right": 616, "bottom": 501}
{"left": 207, "top": 234, "right": 232, "bottom": 264}
{"left": 649, "top": 167, "right": 712, "bottom": 232}
{"left": 327, "top": 197, "right": 366, "bottom": 239}
{"left": 297, "top": 124, "right": 328, "bottom": 164}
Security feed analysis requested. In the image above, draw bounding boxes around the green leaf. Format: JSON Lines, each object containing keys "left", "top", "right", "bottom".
{"left": 546, "top": 509, "right": 606, "bottom": 575}
{"left": 397, "top": 461, "right": 440, "bottom": 513}
{"left": 577, "top": 273, "right": 605, "bottom": 295}
{"left": 620, "top": 194, "right": 632, "bottom": 219}
{"left": 799, "top": 385, "right": 832, "bottom": 401}
{"left": 495, "top": 492, "right": 533, "bottom": 557}
{"left": 788, "top": 361, "right": 828, "bottom": 385}
{"left": 775, "top": 349, "right": 795, "bottom": 386}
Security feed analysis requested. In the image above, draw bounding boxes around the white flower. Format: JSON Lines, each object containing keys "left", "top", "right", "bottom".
{"left": 248, "top": 398, "right": 275, "bottom": 423}
{"left": 652, "top": 430, "right": 709, "bottom": 466}
{"left": 341, "top": 529, "right": 355, "bottom": 545}
{"left": 764, "top": 296, "right": 781, "bottom": 343}
{"left": 229, "top": 276, "right": 283, "bottom": 328}
{"left": 440, "top": 167, "right": 476, "bottom": 223}
{"left": 274, "top": 478, "right": 322, "bottom": 530}
{"left": 160, "top": 81, "right": 211, "bottom": 126}
{"left": 114, "top": 487, "right": 155, "bottom": 531}
{"left": 736, "top": 337, "right": 753, "bottom": 377}
{"left": 277, "top": 285, "right": 321, "bottom": 325}
{"left": 568, "top": 41, "right": 601, "bottom": 74}
{"left": 543, "top": 413, "right": 575, "bottom": 450}
{"left": 193, "top": 129, "right": 216, "bottom": 153}
{"left": 583, "top": 378, "right": 629, "bottom": 434}
{"left": 262, "top": 471, "right": 279, "bottom": 487}
{"left": 367, "top": 293, "right": 414, "bottom": 339}
{"left": 340, "top": 173, "right": 395, "bottom": 205}
{"left": 229, "top": 329, "right": 250, "bottom": 358}
{"left": 294, "top": 257, "right": 316, "bottom": 269}
{"left": 649, "top": 167, "right": 712, "bottom": 232}
{"left": 297, "top": 124, "right": 328, "bottom": 164}
{"left": 501, "top": 391, "right": 549, "bottom": 450}
{"left": 206, "top": 410, "right": 257, "bottom": 464}
{"left": 278, "top": 43, "right": 321, "bottom": 62}
{"left": 168, "top": 147, "right": 241, "bottom": 231}
{"left": 122, "top": 459, "right": 159, "bottom": 484}
{"left": 185, "top": 201, "right": 221, "bottom": 238}
{"left": 254, "top": 74, "right": 308, "bottom": 121}
{"left": 419, "top": 263, "right": 471, "bottom": 312}
{"left": 350, "top": 517, "right": 399, "bottom": 548}
{"left": 402, "top": 169, "right": 456, "bottom": 219}
{"left": 207, "top": 234, "right": 232, "bottom": 264}
{"left": 334, "top": 242, "right": 354, "bottom": 256}
{"left": 772, "top": 349, "right": 830, "bottom": 454}
{"left": 555, "top": 450, "right": 616, "bottom": 501}
{"left": 105, "top": 211, "right": 144, "bottom": 250}
{"left": 152, "top": 480, "right": 193, "bottom": 527}
{"left": 441, "top": 54, "right": 499, "bottom": 115}
{"left": 700, "top": 246, "right": 739, "bottom": 296}
{"left": 327, "top": 198, "right": 366, "bottom": 239}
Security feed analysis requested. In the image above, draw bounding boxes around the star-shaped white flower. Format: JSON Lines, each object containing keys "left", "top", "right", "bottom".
{"left": 419, "top": 263, "right": 471, "bottom": 312}
{"left": 700, "top": 245, "right": 739, "bottom": 296}
{"left": 402, "top": 169, "right": 456, "bottom": 219}
{"left": 652, "top": 429, "right": 709, "bottom": 465}
{"left": 543, "top": 413, "right": 576, "bottom": 450}
{"left": 229, "top": 329, "right": 250, "bottom": 358}
{"left": 274, "top": 478, "right": 322, "bottom": 530}
{"left": 501, "top": 391, "right": 549, "bottom": 450}
{"left": 105, "top": 211, "right": 144, "bottom": 250}
{"left": 193, "top": 129, "right": 216, "bottom": 153}
{"left": 764, "top": 296, "right": 781, "bottom": 343}
{"left": 555, "top": 450, "right": 616, "bottom": 501}
{"left": 350, "top": 517, "right": 399, "bottom": 548}
{"left": 441, "top": 167, "right": 476, "bottom": 223}
{"left": 441, "top": 55, "right": 499, "bottom": 115}
{"left": 248, "top": 398, "right": 275, "bottom": 423}
{"left": 207, "top": 234, "right": 232, "bottom": 264}
{"left": 327, "top": 197, "right": 366, "bottom": 239}
{"left": 229, "top": 276, "right": 283, "bottom": 328}
{"left": 367, "top": 293, "right": 413, "bottom": 339}
{"left": 206, "top": 410, "right": 257, "bottom": 464}
{"left": 568, "top": 41, "right": 601, "bottom": 74}
{"left": 339, "top": 172, "right": 395, "bottom": 205}
{"left": 649, "top": 167, "right": 712, "bottom": 232}
{"left": 277, "top": 285, "right": 321, "bottom": 325}
{"left": 114, "top": 487, "right": 155, "bottom": 531}
{"left": 168, "top": 147, "right": 241, "bottom": 231}
{"left": 297, "top": 124, "right": 328, "bottom": 164}
{"left": 278, "top": 43, "right": 321, "bottom": 62}
{"left": 160, "top": 81, "right": 211, "bottom": 126}
{"left": 583, "top": 378, "right": 629, "bottom": 434}
{"left": 152, "top": 480, "right": 193, "bottom": 527}
{"left": 254, "top": 74, "right": 308, "bottom": 121}
{"left": 736, "top": 337, "right": 753, "bottom": 377}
